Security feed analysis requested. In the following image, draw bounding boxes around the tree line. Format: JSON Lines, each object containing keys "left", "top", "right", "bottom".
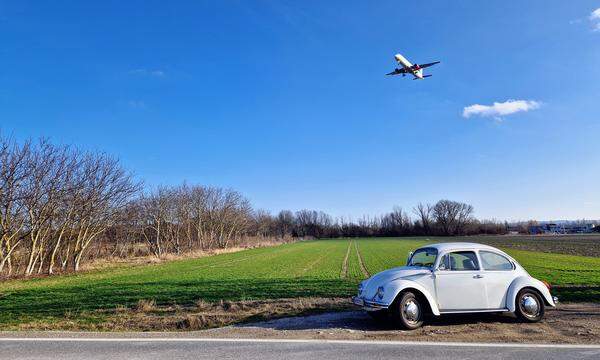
{"left": 0, "top": 136, "right": 507, "bottom": 278}
{"left": 252, "top": 202, "right": 507, "bottom": 239}
{"left": 0, "top": 137, "right": 138, "bottom": 276}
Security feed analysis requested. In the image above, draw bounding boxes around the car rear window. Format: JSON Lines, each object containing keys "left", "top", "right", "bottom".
{"left": 480, "top": 251, "right": 513, "bottom": 271}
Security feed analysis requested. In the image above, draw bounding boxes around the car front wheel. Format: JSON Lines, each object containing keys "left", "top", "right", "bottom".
{"left": 391, "top": 291, "right": 424, "bottom": 330}
{"left": 515, "top": 289, "right": 545, "bottom": 323}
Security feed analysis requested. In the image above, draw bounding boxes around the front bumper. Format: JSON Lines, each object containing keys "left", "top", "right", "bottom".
{"left": 351, "top": 296, "right": 389, "bottom": 311}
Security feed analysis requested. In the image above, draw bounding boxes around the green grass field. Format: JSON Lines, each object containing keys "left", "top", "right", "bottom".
{"left": 0, "top": 237, "right": 599, "bottom": 329}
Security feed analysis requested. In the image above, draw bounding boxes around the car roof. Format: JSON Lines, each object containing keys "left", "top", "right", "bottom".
{"left": 417, "top": 242, "right": 503, "bottom": 253}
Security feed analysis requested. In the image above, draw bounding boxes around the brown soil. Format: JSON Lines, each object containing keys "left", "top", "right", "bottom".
{"left": 450, "top": 234, "right": 600, "bottom": 257}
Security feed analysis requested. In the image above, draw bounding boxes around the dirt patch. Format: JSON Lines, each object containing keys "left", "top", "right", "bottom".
{"left": 200, "top": 302, "right": 600, "bottom": 344}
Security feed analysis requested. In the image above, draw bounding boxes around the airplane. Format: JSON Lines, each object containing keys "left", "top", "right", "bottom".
{"left": 386, "top": 53, "right": 440, "bottom": 80}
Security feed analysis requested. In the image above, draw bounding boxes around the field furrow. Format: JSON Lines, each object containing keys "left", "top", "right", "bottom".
{"left": 354, "top": 241, "right": 370, "bottom": 278}
{"left": 340, "top": 240, "right": 352, "bottom": 279}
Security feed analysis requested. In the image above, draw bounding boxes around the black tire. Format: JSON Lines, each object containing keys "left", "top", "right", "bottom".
{"left": 390, "top": 291, "right": 424, "bottom": 330}
{"left": 367, "top": 310, "right": 389, "bottom": 322}
{"left": 515, "top": 289, "right": 545, "bottom": 323}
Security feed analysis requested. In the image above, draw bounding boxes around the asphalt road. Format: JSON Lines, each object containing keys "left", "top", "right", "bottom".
{"left": 1, "top": 338, "right": 600, "bottom": 360}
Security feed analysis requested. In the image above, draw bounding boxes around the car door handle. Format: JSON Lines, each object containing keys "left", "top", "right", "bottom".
{"left": 473, "top": 274, "right": 484, "bottom": 279}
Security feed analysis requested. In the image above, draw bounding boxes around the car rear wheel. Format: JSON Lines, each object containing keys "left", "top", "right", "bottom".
{"left": 515, "top": 289, "right": 545, "bottom": 323}
{"left": 391, "top": 291, "right": 424, "bottom": 330}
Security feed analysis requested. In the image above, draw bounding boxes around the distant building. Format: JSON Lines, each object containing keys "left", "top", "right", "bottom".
{"left": 528, "top": 222, "right": 596, "bottom": 235}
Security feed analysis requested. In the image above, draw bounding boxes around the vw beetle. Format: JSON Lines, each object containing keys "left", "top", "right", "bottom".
{"left": 352, "top": 242, "right": 558, "bottom": 329}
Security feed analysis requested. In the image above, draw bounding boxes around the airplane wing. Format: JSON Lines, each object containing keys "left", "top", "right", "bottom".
{"left": 417, "top": 61, "right": 440, "bottom": 69}
{"left": 386, "top": 68, "right": 408, "bottom": 76}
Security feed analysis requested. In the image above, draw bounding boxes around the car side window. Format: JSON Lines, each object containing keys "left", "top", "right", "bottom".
{"left": 480, "top": 251, "right": 513, "bottom": 271}
{"left": 440, "top": 251, "right": 480, "bottom": 271}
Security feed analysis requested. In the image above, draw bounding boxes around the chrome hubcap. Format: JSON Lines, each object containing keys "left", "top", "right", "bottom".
{"left": 521, "top": 295, "right": 539, "bottom": 317}
{"left": 403, "top": 300, "right": 420, "bottom": 323}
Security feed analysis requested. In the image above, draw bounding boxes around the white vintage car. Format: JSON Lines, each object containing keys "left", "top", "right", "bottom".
{"left": 352, "top": 242, "right": 558, "bottom": 329}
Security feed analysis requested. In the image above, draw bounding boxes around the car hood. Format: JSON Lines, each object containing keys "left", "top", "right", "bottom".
{"left": 368, "top": 266, "right": 431, "bottom": 284}
{"left": 362, "top": 266, "right": 431, "bottom": 297}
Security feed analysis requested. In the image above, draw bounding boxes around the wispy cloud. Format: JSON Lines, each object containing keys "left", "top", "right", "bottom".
{"left": 462, "top": 99, "right": 541, "bottom": 120}
{"left": 590, "top": 8, "right": 600, "bottom": 31}
{"left": 128, "top": 100, "right": 147, "bottom": 109}
{"left": 129, "top": 69, "right": 166, "bottom": 77}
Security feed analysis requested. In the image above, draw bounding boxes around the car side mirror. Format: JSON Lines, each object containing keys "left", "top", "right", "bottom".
{"left": 406, "top": 251, "right": 413, "bottom": 265}
{"left": 437, "top": 262, "right": 447, "bottom": 271}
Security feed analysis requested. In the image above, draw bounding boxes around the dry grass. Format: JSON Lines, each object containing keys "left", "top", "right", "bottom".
{"left": 80, "top": 239, "right": 288, "bottom": 273}
{"left": 9, "top": 297, "right": 352, "bottom": 331}
{"left": 135, "top": 299, "right": 156, "bottom": 313}
{"left": 195, "top": 299, "right": 211, "bottom": 311}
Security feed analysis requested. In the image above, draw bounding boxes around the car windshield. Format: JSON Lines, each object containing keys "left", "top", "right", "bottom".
{"left": 407, "top": 248, "right": 438, "bottom": 268}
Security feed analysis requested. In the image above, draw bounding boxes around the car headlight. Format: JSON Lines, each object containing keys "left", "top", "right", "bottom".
{"left": 376, "top": 286, "right": 385, "bottom": 300}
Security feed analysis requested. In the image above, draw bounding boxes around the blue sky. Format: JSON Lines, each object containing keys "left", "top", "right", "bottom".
{"left": 1, "top": 1, "right": 599, "bottom": 221}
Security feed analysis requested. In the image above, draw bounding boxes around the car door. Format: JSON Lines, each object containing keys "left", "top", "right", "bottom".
{"left": 434, "top": 251, "right": 488, "bottom": 311}
{"left": 479, "top": 250, "right": 516, "bottom": 309}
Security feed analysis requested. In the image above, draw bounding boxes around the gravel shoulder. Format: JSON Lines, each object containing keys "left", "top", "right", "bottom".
{"left": 199, "top": 302, "right": 600, "bottom": 344}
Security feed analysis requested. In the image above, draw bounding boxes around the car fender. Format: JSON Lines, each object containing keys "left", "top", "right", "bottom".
{"left": 382, "top": 278, "right": 440, "bottom": 316}
{"left": 506, "top": 276, "right": 556, "bottom": 312}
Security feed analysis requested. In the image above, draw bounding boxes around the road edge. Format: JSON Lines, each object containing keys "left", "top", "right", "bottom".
{"left": 0, "top": 336, "right": 598, "bottom": 349}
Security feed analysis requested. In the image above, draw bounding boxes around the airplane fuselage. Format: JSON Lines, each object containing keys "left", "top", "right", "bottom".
{"left": 394, "top": 54, "right": 424, "bottom": 79}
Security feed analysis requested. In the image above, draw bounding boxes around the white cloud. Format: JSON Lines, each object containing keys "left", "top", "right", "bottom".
{"left": 462, "top": 99, "right": 541, "bottom": 119}
{"left": 590, "top": 8, "right": 600, "bottom": 31}
{"left": 129, "top": 69, "right": 166, "bottom": 77}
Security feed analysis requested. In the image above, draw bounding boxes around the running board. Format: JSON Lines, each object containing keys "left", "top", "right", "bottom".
{"left": 439, "top": 308, "right": 509, "bottom": 314}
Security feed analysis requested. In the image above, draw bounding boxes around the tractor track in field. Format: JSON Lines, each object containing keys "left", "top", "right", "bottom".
{"left": 340, "top": 240, "right": 353, "bottom": 279}
{"left": 354, "top": 241, "right": 370, "bottom": 278}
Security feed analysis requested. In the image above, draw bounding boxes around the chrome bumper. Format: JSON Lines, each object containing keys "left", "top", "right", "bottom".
{"left": 351, "top": 296, "right": 389, "bottom": 311}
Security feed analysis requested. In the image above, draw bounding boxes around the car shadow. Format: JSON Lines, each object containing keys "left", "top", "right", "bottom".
{"left": 238, "top": 310, "right": 522, "bottom": 331}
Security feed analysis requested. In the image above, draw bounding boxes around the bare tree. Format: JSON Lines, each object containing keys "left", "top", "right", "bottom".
{"left": 381, "top": 207, "right": 411, "bottom": 236}
{"left": 67, "top": 153, "right": 138, "bottom": 271}
{"left": 0, "top": 138, "right": 30, "bottom": 274}
{"left": 413, "top": 202, "right": 433, "bottom": 235}
{"left": 275, "top": 210, "right": 294, "bottom": 238}
{"left": 432, "top": 199, "right": 474, "bottom": 236}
